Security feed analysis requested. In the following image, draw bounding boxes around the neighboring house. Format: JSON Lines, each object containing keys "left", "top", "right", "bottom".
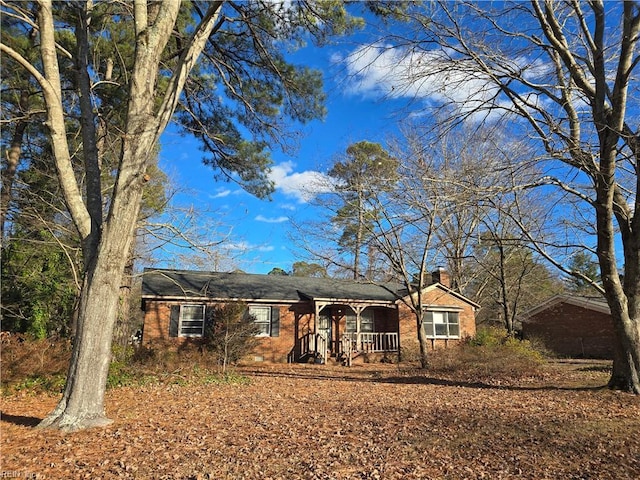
{"left": 141, "top": 268, "right": 479, "bottom": 364}
{"left": 521, "top": 295, "right": 615, "bottom": 359}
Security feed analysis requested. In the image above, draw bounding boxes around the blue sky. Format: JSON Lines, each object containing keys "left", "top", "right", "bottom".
{"left": 146, "top": 3, "right": 627, "bottom": 277}
{"left": 153, "top": 13, "right": 537, "bottom": 275}
{"left": 156, "top": 29, "right": 413, "bottom": 274}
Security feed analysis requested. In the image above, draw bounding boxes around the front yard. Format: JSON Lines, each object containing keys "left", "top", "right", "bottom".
{"left": 2, "top": 361, "right": 639, "bottom": 479}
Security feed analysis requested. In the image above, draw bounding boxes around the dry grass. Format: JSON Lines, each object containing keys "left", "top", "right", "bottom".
{"left": 1, "top": 335, "right": 71, "bottom": 394}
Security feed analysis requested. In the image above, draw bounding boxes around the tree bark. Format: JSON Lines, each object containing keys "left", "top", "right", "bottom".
{"left": 416, "top": 314, "right": 429, "bottom": 369}
{"left": 39, "top": 112, "right": 161, "bottom": 428}
{"left": 113, "top": 241, "right": 136, "bottom": 353}
{"left": 31, "top": 0, "right": 227, "bottom": 430}
{"left": 0, "top": 91, "right": 28, "bottom": 242}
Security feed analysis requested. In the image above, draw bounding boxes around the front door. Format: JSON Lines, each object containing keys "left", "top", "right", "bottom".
{"left": 318, "top": 313, "right": 332, "bottom": 352}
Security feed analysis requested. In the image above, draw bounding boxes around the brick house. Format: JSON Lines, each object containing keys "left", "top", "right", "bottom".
{"left": 521, "top": 295, "right": 614, "bottom": 359}
{"left": 140, "top": 268, "right": 479, "bottom": 364}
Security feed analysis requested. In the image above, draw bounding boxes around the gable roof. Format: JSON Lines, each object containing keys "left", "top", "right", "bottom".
{"left": 521, "top": 294, "right": 611, "bottom": 321}
{"left": 421, "top": 283, "right": 481, "bottom": 309}
{"left": 141, "top": 268, "right": 407, "bottom": 304}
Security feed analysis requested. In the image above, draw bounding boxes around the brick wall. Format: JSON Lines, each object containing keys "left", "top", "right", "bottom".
{"left": 398, "top": 287, "right": 477, "bottom": 352}
{"left": 522, "top": 303, "right": 614, "bottom": 359}
{"left": 251, "top": 305, "right": 296, "bottom": 363}
{"left": 143, "top": 288, "right": 478, "bottom": 362}
{"left": 142, "top": 300, "right": 297, "bottom": 360}
{"left": 142, "top": 300, "right": 174, "bottom": 343}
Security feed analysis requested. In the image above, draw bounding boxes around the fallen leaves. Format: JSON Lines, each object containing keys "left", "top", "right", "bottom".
{"left": 1, "top": 362, "right": 639, "bottom": 479}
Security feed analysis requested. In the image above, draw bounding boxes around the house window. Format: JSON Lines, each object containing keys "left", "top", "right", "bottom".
{"left": 423, "top": 310, "right": 460, "bottom": 338}
{"left": 179, "top": 305, "right": 205, "bottom": 337}
{"left": 346, "top": 310, "right": 374, "bottom": 333}
{"left": 249, "top": 305, "right": 272, "bottom": 336}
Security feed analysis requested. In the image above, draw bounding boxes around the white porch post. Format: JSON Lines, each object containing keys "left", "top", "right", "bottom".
{"left": 396, "top": 304, "right": 401, "bottom": 362}
{"left": 314, "top": 301, "right": 320, "bottom": 356}
{"left": 355, "top": 305, "right": 364, "bottom": 351}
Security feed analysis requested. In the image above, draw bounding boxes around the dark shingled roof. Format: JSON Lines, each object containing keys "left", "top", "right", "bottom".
{"left": 141, "top": 268, "right": 407, "bottom": 303}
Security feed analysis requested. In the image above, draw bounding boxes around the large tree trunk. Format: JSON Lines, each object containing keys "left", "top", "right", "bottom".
{"left": 595, "top": 152, "right": 640, "bottom": 393}
{"left": 34, "top": 0, "right": 223, "bottom": 429}
{"left": 37, "top": 247, "right": 130, "bottom": 429}
{"left": 605, "top": 304, "right": 640, "bottom": 393}
{"left": 36, "top": 0, "right": 182, "bottom": 430}
{"left": 38, "top": 136, "right": 148, "bottom": 430}
{"left": 606, "top": 293, "right": 640, "bottom": 393}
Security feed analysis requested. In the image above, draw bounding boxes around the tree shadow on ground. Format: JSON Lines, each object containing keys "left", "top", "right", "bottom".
{"left": 1, "top": 411, "right": 43, "bottom": 427}
{"left": 380, "top": 375, "right": 609, "bottom": 392}
{"left": 240, "top": 367, "right": 609, "bottom": 392}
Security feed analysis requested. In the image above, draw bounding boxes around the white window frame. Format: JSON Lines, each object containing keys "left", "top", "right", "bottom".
{"left": 179, "top": 304, "right": 205, "bottom": 338}
{"left": 422, "top": 310, "right": 460, "bottom": 339}
{"left": 346, "top": 309, "right": 374, "bottom": 333}
{"left": 249, "top": 305, "right": 271, "bottom": 337}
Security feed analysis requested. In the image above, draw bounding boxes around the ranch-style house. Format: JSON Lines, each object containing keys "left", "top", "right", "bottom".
{"left": 141, "top": 268, "right": 479, "bottom": 364}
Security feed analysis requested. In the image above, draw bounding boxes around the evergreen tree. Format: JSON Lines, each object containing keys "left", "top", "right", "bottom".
{"left": 328, "top": 141, "right": 398, "bottom": 279}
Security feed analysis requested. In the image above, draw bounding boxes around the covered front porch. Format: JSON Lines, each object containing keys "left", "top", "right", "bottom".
{"left": 294, "top": 299, "right": 400, "bottom": 365}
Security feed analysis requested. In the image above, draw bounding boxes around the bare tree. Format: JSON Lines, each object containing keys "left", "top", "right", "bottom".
{"left": 202, "top": 303, "right": 259, "bottom": 374}
{"left": 360, "top": 132, "right": 465, "bottom": 368}
{"left": 361, "top": 1, "right": 640, "bottom": 392}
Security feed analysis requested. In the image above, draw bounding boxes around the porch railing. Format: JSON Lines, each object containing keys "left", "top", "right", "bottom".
{"left": 300, "top": 332, "right": 328, "bottom": 363}
{"left": 299, "top": 331, "right": 397, "bottom": 364}
{"left": 340, "top": 332, "right": 399, "bottom": 354}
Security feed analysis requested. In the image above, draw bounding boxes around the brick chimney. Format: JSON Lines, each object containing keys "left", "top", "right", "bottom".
{"left": 431, "top": 267, "right": 450, "bottom": 288}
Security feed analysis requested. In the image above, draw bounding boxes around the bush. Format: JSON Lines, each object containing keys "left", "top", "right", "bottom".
{"left": 426, "top": 328, "right": 547, "bottom": 382}
{"left": 467, "top": 326, "right": 509, "bottom": 347}
{"left": 201, "top": 303, "right": 260, "bottom": 372}
{"left": 9, "top": 373, "right": 66, "bottom": 395}
{"left": 1, "top": 333, "right": 255, "bottom": 396}
{"left": 1, "top": 334, "right": 71, "bottom": 395}
{"left": 399, "top": 340, "right": 423, "bottom": 363}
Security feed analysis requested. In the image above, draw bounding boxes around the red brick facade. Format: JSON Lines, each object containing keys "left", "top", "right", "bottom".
{"left": 398, "top": 286, "right": 477, "bottom": 353}
{"left": 521, "top": 297, "right": 614, "bottom": 359}
{"left": 142, "top": 300, "right": 300, "bottom": 362}
{"left": 142, "top": 283, "right": 477, "bottom": 363}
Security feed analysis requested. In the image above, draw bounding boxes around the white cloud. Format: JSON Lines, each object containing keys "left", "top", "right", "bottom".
{"left": 341, "top": 43, "right": 507, "bottom": 121}
{"left": 226, "top": 241, "right": 274, "bottom": 253}
{"left": 344, "top": 43, "right": 498, "bottom": 104}
{"left": 269, "top": 161, "right": 334, "bottom": 202}
{"left": 210, "top": 188, "right": 232, "bottom": 199}
{"left": 255, "top": 215, "right": 289, "bottom": 223}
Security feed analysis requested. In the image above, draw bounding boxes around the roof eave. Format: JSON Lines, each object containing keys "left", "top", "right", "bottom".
{"left": 399, "top": 283, "right": 480, "bottom": 309}
{"left": 520, "top": 294, "right": 610, "bottom": 320}
{"left": 141, "top": 294, "right": 305, "bottom": 304}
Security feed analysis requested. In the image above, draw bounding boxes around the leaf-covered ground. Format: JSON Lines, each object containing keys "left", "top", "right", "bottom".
{"left": 2, "top": 362, "right": 639, "bottom": 479}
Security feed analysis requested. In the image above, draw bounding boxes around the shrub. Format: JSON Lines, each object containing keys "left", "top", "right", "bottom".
{"left": 201, "top": 303, "right": 260, "bottom": 372}
{"left": 426, "top": 328, "right": 547, "bottom": 382}
{"left": 399, "top": 340, "right": 422, "bottom": 363}
{"left": 107, "top": 359, "right": 135, "bottom": 388}
{"left": 8, "top": 373, "right": 66, "bottom": 395}
{"left": 467, "top": 326, "right": 508, "bottom": 347}
{"left": 1, "top": 335, "right": 71, "bottom": 394}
